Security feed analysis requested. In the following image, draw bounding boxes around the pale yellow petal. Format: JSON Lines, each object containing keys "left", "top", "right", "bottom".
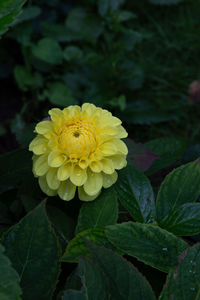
{"left": 101, "top": 158, "right": 114, "bottom": 174}
{"left": 33, "top": 154, "right": 49, "bottom": 176}
{"left": 70, "top": 165, "right": 87, "bottom": 186}
{"left": 48, "top": 108, "right": 63, "bottom": 123}
{"left": 35, "top": 121, "right": 53, "bottom": 135}
{"left": 99, "top": 116, "right": 122, "bottom": 128}
{"left": 99, "top": 142, "right": 117, "bottom": 156}
{"left": 78, "top": 186, "right": 100, "bottom": 201}
{"left": 112, "top": 139, "right": 128, "bottom": 155}
{"left": 83, "top": 170, "right": 103, "bottom": 196}
{"left": 89, "top": 160, "right": 102, "bottom": 173}
{"left": 58, "top": 180, "right": 76, "bottom": 201}
{"left": 46, "top": 168, "right": 60, "bottom": 190}
{"left": 57, "top": 163, "right": 72, "bottom": 181}
{"left": 29, "top": 136, "right": 48, "bottom": 155}
{"left": 116, "top": 125, "right": 128, "bottom": 138}
{"left": 48, "top": 151, "right": 66, "bottom": 167}
{"left": 100, "top": 126, "right": 119, "bottom": 136}
{"left": 102, "top": 171, "right": 118, "bottom": 188}
{"left": 67, "top": 105, "right": 81, "bottom": 118}
{"left": 79, "top": 157, "right": 89, "bottom": 169}
{"left": 81, "top": 103, "right": 96, "bottom": 117}
{"left": 111, "top": 155, "right": 127, "bottom": 170}
{"left": 38, "top": 176, "right": 57, "bottom": 196}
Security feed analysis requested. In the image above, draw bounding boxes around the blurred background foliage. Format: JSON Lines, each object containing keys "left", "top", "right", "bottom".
{"left": 0, "top": 0, "right": 200, "bottom": 152}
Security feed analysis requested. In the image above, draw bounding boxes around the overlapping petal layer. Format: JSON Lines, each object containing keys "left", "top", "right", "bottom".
{"left": 29, "top": 103, "right": 128, "bottom": 201}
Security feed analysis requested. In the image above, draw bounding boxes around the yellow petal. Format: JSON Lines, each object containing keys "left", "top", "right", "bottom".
{"left": 48, "top": 108, "right": 63, "bottom": 123}
{"left": 89, "top": 160, "right": 102, "bottom": 173}
{"left": 99, "top": 142, "right": 117, "bottom": 156}
{"left": 99, "top": 116, "right": 122, "bottom": 128}
{"left": 46, "top": 168, "right": 60, "bottom": 190}
{"left": 79, "top": 157, "right": 89, "bottom": 169}
{"left": 70, "top": 165, "right": 87, "bottom": 186}
{"left": 116, "top": 125, "right": 128, "bottom": 138}
{"left": 58, "top": 180, "right": 76, "bottom": 201}
{"left": 102, "top": 171, "right": 118, "bottom": 188}
{"left": 38, "top": 176, "right": 57, "bottom": 196}
{"left": 29, "top": 136, "right": 47, "bottom": 155}
{"left": 101, "top": 158, "right": 114, "bottom": 174}
{"left": 67, "top": 105, "right": 81, "bottom": 118}
{"left": 100, "top": 126, "right": 118, "bottom": 136}
{"left": 81, "top": 103, "right": 96, "bottom": 117}
{"left": 35, "top": 121, "right": 53, "bottom": 135}
{"left": 48, "top": 151, "right": 66, "bottom": 167}
{"left": 33, "top": 154, "right": 49, "bottom": 176}
{"left": 111, "top": 155, "right": 127, "bottom": 170}
{"left": 57, "top": 163, "right": 72, "bottom": 181}
{"left": 83, "top": 170, "right": 103, "bottom": 196}
{"left": 78, "top": 186, "right": 100, "bottom": 201}
{"left": 112, "top": 139, "right": 128, "bottom": 155}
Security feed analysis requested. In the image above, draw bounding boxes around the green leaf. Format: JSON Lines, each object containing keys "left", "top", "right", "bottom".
{"left": 116, "top": 10, "right": 136, "bottom": 22}
{"left": 8, "top": 23, "right": 33, "bottom": 45}
{"left": 149, "top": 0, "right": 182, "bottom": 5}
{"left": 13, "top": 5, "right": 41, "bottom": 24}
{"left": 14, "top": 65, "right": 43, "bottom": 91}
{"left": 2, "top": 202, "right": 61, "bottom": 300}
{"left": 98, "top": 0, "right": 125, "bottom": 16}
{"left": 63, "top": 46, "right": 83, "bottom": 62}
{"left": 98, "top": 0, "right": 109, "bottom": 17}
{"left": 145, "top": 137, "right": 187, "bottom": 175}
{"left": 109, "top": 95, "right": 126, "bottom": 111}
{"left": 75, "top": 188, "right": 118, "bottom": 234}
{"left": 0, "top": 0, "right": 26, "bottom": 36}
{"left": 0, "top": 244, "right": 22, "bottom": 300}
{"left": 160, "top": 244, "right": 200, "bottom": 299}
{"left": 66, "top": 8, "right": 103, "bottom": 43}
{"left": 115, "top": 163, "right": 155, "bottom": 223}
{"left": 63, "top": 287, "right": 86, "bottom": 300}
{"left": 10, "top": 114, "right": 34, "bottom": 146}
{"left": 106, "top": 222, "right": 188, "bottom": 272}
{"left": 0, "top": 149, "right": 32, "bottom": 191}
{"left": 86, "top": 243, "right": 156, "bottom": 300}
{"left": 159, "top": 203, "right": 200, "bottom": 236}
{"left": 42, "top": 24, "right": 77, "bottom": 42}
{"left": 156, "top": 159, "right": 200, "bottom": 224}
{"left": 32, "top": 38, "right": 63, "bottom": 65}
{"left": 122, "top": 107, "right": 178, "bottom": 125}
{"left": 63, "top": 257, "right": 108, "bottom": 300}
{"left": 61, "top": 228, "right": 117, "bottom": 263}
{"left": 48, "top": 82, "right": 77, "bottom": 107}
{"left": 47, "top": 205, "right": 75, "bottom": 244}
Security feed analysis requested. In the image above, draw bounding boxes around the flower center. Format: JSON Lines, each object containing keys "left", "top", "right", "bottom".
{"left": 58, "top": 120, "right": 97, "bottom": 158}
{"left": 73, "top": 131, "right": 80, "bottom": 138}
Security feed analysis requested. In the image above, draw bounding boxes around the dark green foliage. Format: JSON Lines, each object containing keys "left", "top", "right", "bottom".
{"left": 2, "top": 202, "right": 61, "bottom": 300}
{"left": 106, "top": 222, "right": 188, "bottom": 272}
{"left": 62, "top": 228, "right": 117, "bottom": 263}
{"left": 0, "top": 0, "right": 27, "bottom": 36}
{"left": 84, "top": 242, "right": 156, "bottom": 300}
{"left": 145, "top": 138, "right": 187, "bottom": 175}
{"left": 0, "top": 244, "right": 22, "bottom": 300}
{"left": 0, "top": 149, "right": 32, "bottom": 190}
{"left": 63, "top": 257, "right": 108, "bottom": 300}
{"left": 115, "top": 163, "right": 155, "bottom": 223}
{"left": 160, "top": 244, "right": 200, "bottom": 299}
{"left": 1, "top": 0, "right": 200, "bottom": 299}
{"left": 156, "top": 160, "right": 200, "bottom": 223}
{"left": 75, "top": 188, "right": 118, "bottom": 234}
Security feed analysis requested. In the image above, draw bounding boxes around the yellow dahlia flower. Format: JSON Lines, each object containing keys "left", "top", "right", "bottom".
{"left": 29, "top": 103, "right": 128, "bottom": 201}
